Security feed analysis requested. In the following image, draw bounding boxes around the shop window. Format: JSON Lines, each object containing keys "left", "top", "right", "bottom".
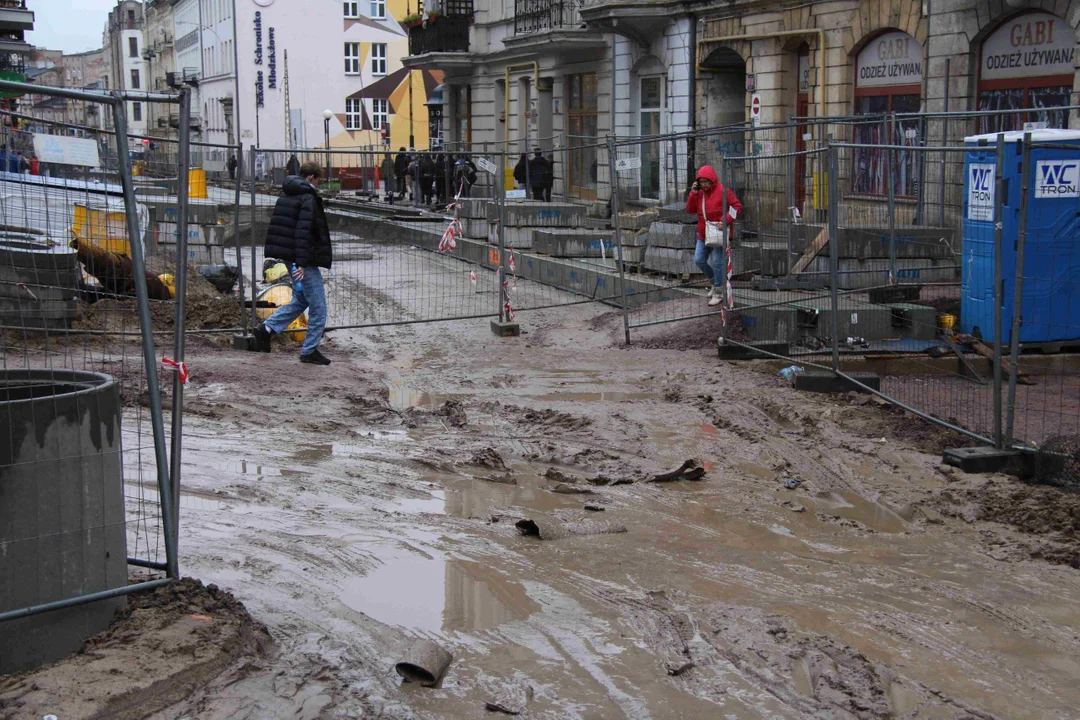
{"left": 852, "top": 31, "right": 923, "bottom": 198}
{"left": 567, "top": 72, "right": 598, "bottom": 199}
{"left": 977, "top": 12, "right": 1073, "bottom": 133}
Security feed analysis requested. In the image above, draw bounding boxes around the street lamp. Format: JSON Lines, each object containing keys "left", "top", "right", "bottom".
{"left": 323, "top": 109, "right": 332, "bottom": 185}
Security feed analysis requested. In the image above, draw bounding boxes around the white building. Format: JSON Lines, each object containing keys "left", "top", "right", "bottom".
{"left": 186, "top": 0, "right": 434, "bottom": 160}
{"left": 103, "top": 0, "right": 149, "bottom": 137}
{"left": 172, "top": 0, "right": 202, "bottom": 134}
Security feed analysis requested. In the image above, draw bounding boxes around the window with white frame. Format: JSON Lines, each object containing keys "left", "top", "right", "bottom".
{"left": 372, "top": 99, "right": 388, "bottom": 132}
{"left": 345, "top": 43, "right": 360, "bottom": 74}
{"left": 371, "top": 43, "right": 386, "bottom": 75}
{"left": 344, "top": 1, "right": 359, "bottom": 18}
{"left": 346, "top": 98, "right": 362, "bottom": 130}
{"left": 371, "top": 0, "right": 386, "bottom": 18}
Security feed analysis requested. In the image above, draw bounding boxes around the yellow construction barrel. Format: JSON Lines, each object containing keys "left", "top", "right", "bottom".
{"left": 189, "top": 168, "right": 208, "bottom": 199}
{"left": 256, "top": 284, "right": 307, "bottom": 343}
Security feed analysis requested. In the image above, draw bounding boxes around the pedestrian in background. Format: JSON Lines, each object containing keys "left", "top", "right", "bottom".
{"left": 514, "top": 153, "right": 527, "bottom": 189}
{"left": 686, "top": 165, "right": 741, "bottom": 307}
{"left": 227, "top": 154, "right": 238, "bottom": 180}
{"left": 394, "top": 147, "right": 409, "bottom": 201}
{"left": 253, "top": 160, "right": 333, "bottom": 365}
{"left": 454, "top": 155, "right": 477, "bottom": 198}
{"left": 528, "top": 148, "right": 550, "bottom": 202}
{"left": 286, "top": 153, "right": 300, "bottom": 177}
{"left": 381, "top": 152, "right": 396, "bottom": 204}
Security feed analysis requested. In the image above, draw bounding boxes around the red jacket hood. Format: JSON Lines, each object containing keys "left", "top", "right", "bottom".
{"left": 696, "top": 165, "right": 719, "bottom": 184}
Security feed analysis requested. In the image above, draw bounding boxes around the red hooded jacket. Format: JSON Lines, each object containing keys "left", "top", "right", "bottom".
{"left": 685, "top": 165, "right": 742, "bottom": 241}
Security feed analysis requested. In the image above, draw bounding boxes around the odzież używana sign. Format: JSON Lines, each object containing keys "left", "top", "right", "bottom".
{"left": 981, "top": 12, "right": 1074, "bottom": 81}
{"left": 856, "top": 31, "right": 923, "bottom": 88}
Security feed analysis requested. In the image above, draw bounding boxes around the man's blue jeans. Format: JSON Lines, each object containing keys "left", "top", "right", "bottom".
{"left": 694, "top": 239, "right": 723, "bottom": 288}
{"left": 264, "top": 265, "right": 327, "bottom": 356}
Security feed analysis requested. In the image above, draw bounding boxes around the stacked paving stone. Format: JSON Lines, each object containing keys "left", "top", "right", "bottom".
{"left": 642, "top": 202, "right": 701, "bottom": 276}
{"left": 485, "top": 201, "right": 587, "bottom": 249}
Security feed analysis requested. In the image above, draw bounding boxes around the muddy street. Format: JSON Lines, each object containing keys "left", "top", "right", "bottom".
{"left": 12, "top": 302, "right": 1077, "bottom": 719}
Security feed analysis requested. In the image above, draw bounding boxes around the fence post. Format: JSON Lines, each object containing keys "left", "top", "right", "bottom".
{"left": 886, "top": 114, "right": 898, "bottom": 284}
{"left": 939, "top": 58, "right": 950, "bottom": 228}
{"left": 169, "top": 86, "right": 192, "bottom": 540}
{"left": 827, "top": 136, "right": 841, "bottom": 373}
{"left": 234, "top": 140, "right": 247, "bottom": 333}
{"left": 992, "top": 133, "right": 1005, "bottom": 448}
{"left": 786, "top": 123, "right": 795, "bottom": 277}
{"left": 1005, "top": 132, "right": 1030, "bottom": 445}
{"left": 497, "top": 152, "right": 508, "bottom": 323}
{"left": 606, "top": 135, "right": 631, "bottom": 345}
{"left": 249, "top": 144, "right": 258, "bottom": 334}
{"left": 670, "top": 136, "right": 680, "bottom": 202}
{"left": 111, "top": 94, "right": 179, "bottom": 579}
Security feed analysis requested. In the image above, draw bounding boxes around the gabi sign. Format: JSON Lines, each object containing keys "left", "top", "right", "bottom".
{"left": 981, "top": 12, "right": 1074, "bottom": 81}
{"left": 856, "top": 31, "right": 923, "bottom": 88}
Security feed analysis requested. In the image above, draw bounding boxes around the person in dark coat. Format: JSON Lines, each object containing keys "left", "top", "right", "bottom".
{"left": 394, "top": 147, "right": 409, "bottom": 201}
{"left": 253, "top": 161, "right": 333, "bottom": 365}
{"left": 528, "top": 148, "right": 550, "bottom": 201}
{"left": 541, "top": 151, "right": 554, "bottom": 202}
{"left": 227, "top": 154, "right": 238, "bottom": 180}
{"left": 513, "top": 154, "right": 527, "bottom": 188}
{"left": 381, "top": 153, "right": 396, "bottom": 204}
{"left": 433, "top": 151, "right": 448, "bottom": 204}
{"left": 453, "top": 155, "right": 477, "bottom": 198}
{"left": 286, "top": 154, "right": 300, "bottom": 177}
{"left": 419, "top": 153, "right": 435, "bottom": 205}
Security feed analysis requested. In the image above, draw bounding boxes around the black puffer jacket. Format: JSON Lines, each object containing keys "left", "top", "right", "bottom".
{"left": 264, "top": 176, "right": 332, "bottom": 269}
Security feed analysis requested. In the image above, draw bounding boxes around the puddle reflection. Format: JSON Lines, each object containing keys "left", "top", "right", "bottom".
{"left": 340, "top": 556, "right": 539, "bottom": 634}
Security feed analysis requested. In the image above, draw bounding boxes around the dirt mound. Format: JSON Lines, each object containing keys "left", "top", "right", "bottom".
{"left": 632, "top": 312, "right": 750, "bottom": 351}
{"left": 933, "top": 475, "right": 1080, "bottom": 567}
{"left": 439, "top": 399, "right": 468, "bottom": 427}
{"left": 0, "top": 578, "right": 272, "bottom": 720}
{"left": 834, "top": 392, "right": 968, "bottom": 455}
{"left": 518, "top": 407, "right": 592, "bottom": 432}
{"left": 471, "top": 447, "right": 508, "bottom": 470}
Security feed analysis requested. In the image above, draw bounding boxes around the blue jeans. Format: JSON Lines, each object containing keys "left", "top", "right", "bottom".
{"left": 264, "top": 265, "right": 327, "bottom": 355}
{"left": 695, "top": 239, "right": 724, "bottom": 288}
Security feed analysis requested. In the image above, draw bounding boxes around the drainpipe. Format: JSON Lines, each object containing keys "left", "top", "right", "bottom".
{"left": 697, "top": 28, "right": 827, "bottom": 121}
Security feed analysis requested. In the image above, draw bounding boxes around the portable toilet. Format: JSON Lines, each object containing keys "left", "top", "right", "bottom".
{"left": 962, "top": 129, "right": 1080, "bottom": 345}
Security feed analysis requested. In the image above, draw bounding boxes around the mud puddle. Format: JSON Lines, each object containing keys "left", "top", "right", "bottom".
{"left": 341, "top": 554, "right": 540, "bottom": 634}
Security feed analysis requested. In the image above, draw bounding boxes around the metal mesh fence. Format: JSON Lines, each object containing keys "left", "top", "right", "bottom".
{"left": 0, "top": 82, "right": 185, "bottom": 639}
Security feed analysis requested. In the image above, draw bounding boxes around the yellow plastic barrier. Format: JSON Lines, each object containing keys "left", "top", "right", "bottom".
{"left": 189, "top": 168, "right": 208, "bottom": 199}
{"left": 71, "top": 202, "right": 131, "bottom": 256}
{"left": 255, "top": 284, "right": 307, "bottom": 343}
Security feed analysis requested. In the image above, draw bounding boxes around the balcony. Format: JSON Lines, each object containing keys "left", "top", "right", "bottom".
{"left": 408, "top": 15, "right": 470, "bottom": 55}
{"left": 0, "top": 1, "right": 32, "bottom": 34}
{"left": 514, "top": 0, "right": 580, "bottom": 35}
{"left": 402, "top": 1, "right": 475, "bottom": 70}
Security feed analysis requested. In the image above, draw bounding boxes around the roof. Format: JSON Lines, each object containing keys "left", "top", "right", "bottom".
{"left": 965, "top": 129, "right": 1080, "bottom": 144}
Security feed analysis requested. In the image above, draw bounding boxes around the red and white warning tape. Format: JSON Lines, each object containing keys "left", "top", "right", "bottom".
{"left": 161, "top": 357, "right": 190, "bottom": 386}
{"left": 725, "top": 243, "right": 734, "bottom": 310}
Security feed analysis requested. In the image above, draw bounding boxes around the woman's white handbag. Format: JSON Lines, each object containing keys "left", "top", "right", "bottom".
{"left": 702, "top": 194, "right": 726, "bottom": 248}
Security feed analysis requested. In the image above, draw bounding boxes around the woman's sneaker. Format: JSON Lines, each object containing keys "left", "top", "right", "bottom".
{"left": 707, "top": 287, "right": 716, "bottom": 299}
{"left": 708, "top": 292, "right": 723, "bottom": 307}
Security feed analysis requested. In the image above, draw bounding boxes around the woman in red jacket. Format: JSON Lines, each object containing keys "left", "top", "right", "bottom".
{"left": 685, "top": 165, "right": 742, "bottom": 306}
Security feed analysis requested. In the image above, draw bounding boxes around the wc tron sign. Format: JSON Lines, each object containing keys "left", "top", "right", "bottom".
{"left": 1035, "top": 160, "right": 1080, "bottom": 198}
{"left": 967, "top": 163, "right": 995, "bottom": 221}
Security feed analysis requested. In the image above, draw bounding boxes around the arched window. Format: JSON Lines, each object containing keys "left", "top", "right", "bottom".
{"left": 852, "top": 31, "right": 923, "bottom": 197}
{"left": 977, "top": 12, "right": 1074, "bottom": 133}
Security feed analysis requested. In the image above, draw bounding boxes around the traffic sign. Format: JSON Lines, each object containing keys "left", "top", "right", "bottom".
{"left": 750, "top": 93, "right": 761, "bottom": 128}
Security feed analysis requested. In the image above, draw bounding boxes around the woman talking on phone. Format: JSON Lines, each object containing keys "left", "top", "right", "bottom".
{"left": 685, "top": 165, "right": 742, "bottom": 306}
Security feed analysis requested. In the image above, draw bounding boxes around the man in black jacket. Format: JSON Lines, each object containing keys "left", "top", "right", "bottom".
{"left": 528, "top": 148, "right": 550, "bottom": 202}
{"left": 252, "top": 161, "right": 333, "bottom": 365}
{"left": 393, "top": 148, "right": 409, "bottom": 201}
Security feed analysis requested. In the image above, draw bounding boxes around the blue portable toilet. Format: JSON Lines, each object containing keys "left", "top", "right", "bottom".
{"left": 962, "top": 129, "right": 1080, "bottom": 345}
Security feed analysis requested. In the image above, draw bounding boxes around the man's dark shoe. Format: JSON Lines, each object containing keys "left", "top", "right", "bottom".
{"left": 253, "top": 324, "right": 272, "bottom": 353}
{"left": 300, "top": 348, "right": 331, "bottom": 365}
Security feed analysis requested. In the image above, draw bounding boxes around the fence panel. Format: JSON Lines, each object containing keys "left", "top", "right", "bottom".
{"left": 0, "top": 82, "right": 185, "bottom": 643}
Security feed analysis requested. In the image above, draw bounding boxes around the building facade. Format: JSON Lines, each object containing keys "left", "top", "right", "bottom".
{"left": 406, "top": 0, "right": 1080, "bottom": 207}
{"left": 103, "top": 0, "right": 149, "bottom": 136}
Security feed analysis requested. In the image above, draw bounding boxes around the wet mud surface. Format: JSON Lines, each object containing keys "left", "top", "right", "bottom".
{"left": 10, "top": 302, "right": 1080, "bottom": 718}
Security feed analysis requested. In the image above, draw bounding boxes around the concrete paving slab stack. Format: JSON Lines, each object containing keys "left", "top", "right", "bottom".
{"left": 486, "top": 201, "right": 587, "bottom": 249}
{"left": 457, "top": 198, "right": 491, "bottom": 240}
{"left": 643, "top": 202, "right": 701, "bottom": 276}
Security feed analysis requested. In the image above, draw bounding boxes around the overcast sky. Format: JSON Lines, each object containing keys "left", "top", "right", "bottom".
{"left": 28, "top": 0, "right": 116, "bottom": 54}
